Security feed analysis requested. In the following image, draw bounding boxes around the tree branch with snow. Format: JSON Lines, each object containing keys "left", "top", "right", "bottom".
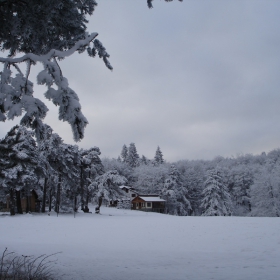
{"left": 0, "top": 33, "right": 112, "bottom": 142}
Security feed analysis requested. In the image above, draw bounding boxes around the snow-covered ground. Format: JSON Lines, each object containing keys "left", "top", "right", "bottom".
{"left": 1, "top": 206, "right": 280, "bottom": 280}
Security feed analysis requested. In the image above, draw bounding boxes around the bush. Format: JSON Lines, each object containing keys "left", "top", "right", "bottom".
{"left": 0, "top": 248, "right": 60, "bottom": 280}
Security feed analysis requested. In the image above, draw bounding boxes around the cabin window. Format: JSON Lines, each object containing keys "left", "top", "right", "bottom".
{"left": 136, "top": 203, "right": 139, "bottom": 207}
{"left": 131, "top": 194, "right": 136, "bottom": 197}
{"left": 147, "top": 202, "right": 152, "bottom": 207}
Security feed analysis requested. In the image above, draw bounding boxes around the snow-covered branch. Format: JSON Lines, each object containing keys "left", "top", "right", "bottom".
{"left": 0, "top": 32, "right": 114, "bottom": 142}
{"left": 0, "top": 33, "right": 98, "bottom": 64}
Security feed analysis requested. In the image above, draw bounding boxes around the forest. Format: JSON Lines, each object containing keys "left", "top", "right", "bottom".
{"left": 0, "top": 124, "right": 279, "bottom": 217}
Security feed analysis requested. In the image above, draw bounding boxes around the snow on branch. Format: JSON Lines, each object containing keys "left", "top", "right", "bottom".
{"left": 0, "top": 32, "right": 112, "bottom": 142}
{"left": 0, "top": 33, "right": 98, "bottom": 64}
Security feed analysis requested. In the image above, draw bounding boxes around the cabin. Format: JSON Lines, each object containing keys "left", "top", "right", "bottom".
{"left": 131, "top": 195, "right": 166, "bottom": 213}
{"left": 3, "top": 189, "right": 41, "bottom": 213}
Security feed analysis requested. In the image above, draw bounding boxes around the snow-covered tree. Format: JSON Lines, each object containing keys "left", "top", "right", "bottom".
{"left": 0, "top": 0, "right": 98, "bottom": 56}
{"left": 91, "top": 170, "right": 127, "bottom": 213}
{"left": 79, "top": 146, "right": 104, "bottom": 212}
{"left": 120, "top": 144, "right": 128, "bottom": 163}
{"left": 181, "top": 162, "right": 205, "bottom": 215}
{"left": 228, "top": 166, "right": 253, "bottom": 214}
{"left": 0, "top": 0, "right": 181, "bottom": 141}
{"left": 250, "top": 165, "right": 280, "bottom": 217}
{"left": 201, "top": 169, "right": 232, "bottom": 216}
{"left": 127, "top": 143, "right": 140, "bottom": 168}
{"left": 0, "top": 125, "right": 40, "bottom": 215}
{"left": 133, "top": 164, "right": 168, "bottom": 194}
{"left": 140, "top": 155, "right": 149, "bottom": 165}
{"left": 154, "top": 146, "right": 164, "bottom": 165}
{"left": 162, "top": 164, "right": 192, "bottom": 216}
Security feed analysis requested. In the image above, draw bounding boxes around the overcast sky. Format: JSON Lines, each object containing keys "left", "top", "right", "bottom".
{"left": 1, "top": 0, "right": 280, "bottom": 162}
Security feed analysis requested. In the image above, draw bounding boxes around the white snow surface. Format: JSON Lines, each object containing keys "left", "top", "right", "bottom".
{"left": 1, "top": 206, "right": 280, "bottom": 280}
{"left": 139, "top": 196, "right": 165, "bottom": 202}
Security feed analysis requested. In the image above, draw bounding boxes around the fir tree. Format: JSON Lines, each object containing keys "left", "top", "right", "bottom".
{"left": 91, "top": 170, "right": 127, "bottom": 213}
{"left": 141, "top": 155, "right": 148, "bottom": 165}
{"left": 127, "top": 143, "right": 139, "bottom": 168}
{"left": 250, "top": 165, "right": 280, "bottom": 217}
{"left": 0, "top": 0, "right": 182, "bottom": 141}
{"left": 201, "top": 169, "right": 232, "bottom": 216}
{"left": 0, "top": 125, "right": 40, "bottom": 215}
{"left": 120, "top": 144, "right": 128, "bottom": 163}
{"left": 162, "top": 164, "right": 192, "bottom": 216}
{"left": 154, "top": 146, "right": 164, "bottom": 165}
{"left": 79, "top": 146, "right": 104, "bottom": 212}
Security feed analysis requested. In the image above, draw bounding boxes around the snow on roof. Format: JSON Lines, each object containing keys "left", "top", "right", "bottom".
{"left": 139, "top": 196, "right": 166, "bottom": 202}
{"left": 119, "top": 185, "right": 132, "bottom": 190}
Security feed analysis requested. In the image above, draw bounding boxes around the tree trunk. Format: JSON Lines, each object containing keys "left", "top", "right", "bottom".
{"left": 55, "top": 172, "right": 62, "bottom": 216}
{"left": 9, "top": 188, "right": 15, "bottom": 216}
{"left": 80, "top": 166, "right": 84, "bottom": 211}
{"left": 74, "top": 196, "right": 77, "bottom": 212}
{"left": 41, "top": 177, "right": 48, "bottom": 213}
{"left": 16, "top": 190, "right": 23, "bottom": 214}
{"left": 84, "top": 170, "right": 91, "bottom": 211}
{"left": 25, "top": 189, "right": 30, "bottom": 213}
{"left": 85, "top": 188, "right": 90, "bottom": 212}
{"left": 48, "top": 187, "right": 52, "bottom": 212}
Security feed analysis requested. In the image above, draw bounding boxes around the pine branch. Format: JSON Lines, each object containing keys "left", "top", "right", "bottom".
{"left": 0, "top": 33, "right": 98, "bottom": 64}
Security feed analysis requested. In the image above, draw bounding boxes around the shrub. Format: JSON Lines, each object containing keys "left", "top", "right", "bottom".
{"left": 0, "top": 248, "right": 60, "bottom": 280}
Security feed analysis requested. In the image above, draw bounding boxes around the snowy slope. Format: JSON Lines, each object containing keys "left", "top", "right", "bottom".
{"left": 1, "top": 206, "right": 280, "bottom": 280}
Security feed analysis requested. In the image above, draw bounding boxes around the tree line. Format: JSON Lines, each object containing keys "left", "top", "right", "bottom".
{"left": 1, "top": 126, "right": 279, "bottom": 217}
{"left": 104, "top": 144, "right": 280, "bottom": 217}
{"left": 0, "top": 125, "right": 126, "bottom": 216}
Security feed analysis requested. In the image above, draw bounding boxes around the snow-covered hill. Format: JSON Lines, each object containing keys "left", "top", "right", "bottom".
{"left": 1, "top": 206, "right": 280, "bottom": 280}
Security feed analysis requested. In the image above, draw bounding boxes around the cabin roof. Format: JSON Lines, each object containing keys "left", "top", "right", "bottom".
{"left": 138, "top": 196, "right": 166, "bottom": 202}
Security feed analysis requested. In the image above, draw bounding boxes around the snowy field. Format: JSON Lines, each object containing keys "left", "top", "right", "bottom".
{"left": 1, "top": 206, "right": 280, "bottom": 280}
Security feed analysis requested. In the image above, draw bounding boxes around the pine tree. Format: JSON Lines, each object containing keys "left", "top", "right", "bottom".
{"left": 0, "top": 125, "right": 40, "bottom": 215}
{"left": 141, "top": 155, "right": 148, "bottom": 165}
{"left": 120, "top": 144, "right": 128, "bottom": 163}
{"left": 79, "top": 147, "right": 104, "bottom": 212}
{"left": 133, "top": 164, "right": 168, "bottom": 194}
{"left": 154, "top": 146, "right": 164, "bottom": 165}
{"left": 162, "top": 164, "right": 192, "bottom": 216}
{"left": 127, "top": 143, "right": 140, "bottom": 168}
{"left": 91, "top": 170, "right": 127, "bottom": 213}
{"left": 201, "top": 169, "right": 232, "bottom": 216}
{"left": 0, "top": 0, "right": 182, "bottom": 141}
{"left": 231, "top": 167, "right": 253, "bottom": 213}
{"left": 250, "top": 165, "right": 280, "bottom": 217}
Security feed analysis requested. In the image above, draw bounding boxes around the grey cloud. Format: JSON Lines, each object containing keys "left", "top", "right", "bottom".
{"left": 1, "top": 0, "right": 280, "bottom": 161}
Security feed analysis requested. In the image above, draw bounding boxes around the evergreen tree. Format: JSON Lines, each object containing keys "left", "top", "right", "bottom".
{"left": 133, "top": 164, "right": 168, "bottom": 194}
{"left": 127, "top": 143, "right": 140, "bottom": 168}
{"left": 230, "top": 167, "right": 253, "bottom": 213}
{"left": 91, "top": 170, "right": 127, "bottom": 213}
{"left": 250, "top": 165, "right": 280, "bottom": 217}
{"left": 0, "top": 0, "right": 181, "bottom": 141}
{"left": 79, "top": 146, "right": 104, "bottom": 212}
{"left": 120, "top": 144, "right": 128, "bottom": 163}
{"left": 141, "top": 155, "right": 149, "bottom": 165}
{"left": 0, "top": 125, "right": 40, "bottom": 215}
{"left": 154, "top": 146, "right": 164, "bottom": 165}
{"left": 201, "top": 169, "right": 232, "bottom": 216}
{"left": 162, "top": 164, "right": 192, "bottom": 216}
{"left": 183, "top": 163, "right": 205, "bottom": 215}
